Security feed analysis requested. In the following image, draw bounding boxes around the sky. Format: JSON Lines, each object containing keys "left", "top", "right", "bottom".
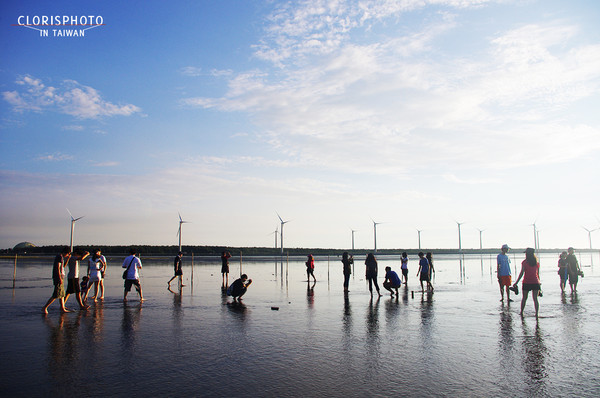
{"left": 1, "top": 0, "right": 600, "bottom": 251}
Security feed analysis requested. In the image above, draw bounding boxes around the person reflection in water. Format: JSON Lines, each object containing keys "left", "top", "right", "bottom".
{"left": 513, "top": 248, "right": 541, "bottom": 318}
{"left": 227, "top": 274, "right": 252, "bottom": 301}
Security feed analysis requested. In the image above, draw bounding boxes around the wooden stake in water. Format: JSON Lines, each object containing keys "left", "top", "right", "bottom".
{"left": 240, "top": 251, "right": 243, "bottom": 277}
{"left": 13, "top": 254, "right": 17, "bottom": 284}
{"left": 191, "top": 253, "right": 194, "bottom": 286}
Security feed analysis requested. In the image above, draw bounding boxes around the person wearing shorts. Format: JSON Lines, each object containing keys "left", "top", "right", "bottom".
{"left": 383, "top": 266, "right": 401, "bottom": 296}
{"left": 416, "top": 252, "right": 433, "bottom": 291}
{"left": 221, "top": 251, "right": 231, "bottom": 287}
{"left": 168, "top": 251, "right": 185, "bottom": 288}
{"left": 227, "top": 274, "right": 252, "bottom": 301}
{"left": 64, "top": 249, "right": 89, "bottom": 310}
{"left": 497, "top": 244, "right": 512, "bottom": 302}
{"left": 42, "top": 247, "right": 72, "bottom": 314}
{"left": 122, "top": 248, "right": 144, "bottom": 302}
{"left": 513, "top": 248, "right": 541, "bottom": 318}
{"left": 400, "top": 252, "right": 409, "bottom": 285}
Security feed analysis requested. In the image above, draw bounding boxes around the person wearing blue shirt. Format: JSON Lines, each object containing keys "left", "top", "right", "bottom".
{"left": 497, "top": 244, "right": 512, "bottom": 302}
{"left": 383, "top": 266, "right": 401, "bottom": 296}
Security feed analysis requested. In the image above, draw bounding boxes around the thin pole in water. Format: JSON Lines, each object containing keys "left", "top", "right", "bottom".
{"left": 240, "top": 251, "right": 243, "bottom": 277}
{"left": 191, "top": 253, "right": 194, "bottom": 286}
{"left": 13, "top": 254, "right": 17, "bottom": 286}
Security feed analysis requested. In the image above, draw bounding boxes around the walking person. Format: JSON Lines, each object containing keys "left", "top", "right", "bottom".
{"left": 426, "top": 252, "right": 435, "bottom": 287}
{"left": 221, "top": 251, "right": 231, "bottom": 287}
{"left": 341, "top": 252, "right": 353, "bottom": 292}
{"left": 383, "top": 266, "right": 401, "bottom": 296}
{"left": 95, "top": 249, "right": 107, "bottom": 300}
{"left": 64, "top": 249, "right": 90, "bottom": 310}
{"left": 306, "top": 254, "right": 317, "bottom": 282}
{"left": 168, "top": 251, "right": 185, "bottom": 288}
{"left": 497, "top": 244, "right": 513, "bottom": 302}
{"left": 513, "top": 248, "right": 541, "bottom": 318}
{"left": 416, "top": 252, "right": 433, "bottom": 291}
{"left": 86, "top": 251, "right": 105, "bottom": 301}
{"left": 400, "top": 252, "right": 409, "bottom": 285}
{"left": 122, "top": 248, "right": 144, "bottom": 302}
{"left": 365, "top": 253, "right": 381, "bottom": 296}
{"left": 42, "top": 247, "right": 72, "bottom": 314}
{"left": 566, "top": 247, "right": 581, "bottom": 293}
{"left": 557, "top": 251, "right": 569, "bottom": 293}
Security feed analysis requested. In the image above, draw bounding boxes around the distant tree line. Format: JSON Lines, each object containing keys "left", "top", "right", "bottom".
{"left": 3, "top": 244, "right": 589, "bottom": 257}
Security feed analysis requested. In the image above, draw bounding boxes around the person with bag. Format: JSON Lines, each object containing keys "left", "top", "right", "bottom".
{"left": 122, "top": 248, "right": 144, "bottom": 302}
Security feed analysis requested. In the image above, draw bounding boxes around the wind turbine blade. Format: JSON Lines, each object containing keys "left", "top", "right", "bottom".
{"left": 276, "top": 212, "right": 284, "bottom": 223}
{"left": 179, "top": 213, "right": 183, "bottom": 222}
{"left": 74, "top": 216, "right": 84, "bottom": 222}
{"left": 66, "top": 208, "right": 75, "bottom": 221}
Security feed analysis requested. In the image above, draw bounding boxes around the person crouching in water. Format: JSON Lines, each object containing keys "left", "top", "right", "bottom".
{"left": 227, "top": 274, "right": 252, "bottom": 301}
{"left": 383, "top": 266, "right": 401, "bottom": 296}
{"left": 306, "top": 254, "right": 317, "bottom": 282}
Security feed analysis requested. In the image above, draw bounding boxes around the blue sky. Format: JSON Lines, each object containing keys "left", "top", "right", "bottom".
{"left": 1, "top": 0, "right": 599, "bottom": 251}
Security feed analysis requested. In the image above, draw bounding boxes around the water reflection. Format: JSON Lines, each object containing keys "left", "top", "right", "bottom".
{"left": 121, "top": 305, "right": 142, "bottom": 360}
{"left": 44, "top": 312, "right": 83, "bottom": 393}
{"left": 520, "top": 320, "right": 548, "bottom": 396}
{"left": 306, "top": 281, "right": 315, "bottom": 309}
{"left": 497, "top": 306, "right": 516, "bottom": 383}
{"left": 365, "top": 297, "right": 381, "bottom": 375}
{"left": 168, "top": 286, "right": 183, "bottom": 337}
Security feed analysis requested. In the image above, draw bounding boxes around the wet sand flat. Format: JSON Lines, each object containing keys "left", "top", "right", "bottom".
{"left": 1, "top": 253, "right": 599, "bottom": 397}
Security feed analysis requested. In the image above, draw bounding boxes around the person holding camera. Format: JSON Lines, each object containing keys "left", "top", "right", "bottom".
{"left": 227, "top": 274, "right": 252, "bottom": 301}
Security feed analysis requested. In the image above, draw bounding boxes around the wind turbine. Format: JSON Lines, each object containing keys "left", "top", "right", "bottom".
{"left": 416, "top": 229, "right": 422, "bottom": 250}
{"left": 177, "top": 213, "right": 189, "bottom": 252}
{"left": 277, "top": 213, "right": 290, "bottom": 255}
{"left": 269, "top": 227, "right": 279, "bottom": 249}
{"left": 372, "top": 219, "right": 383, "bottom": 253}
{"left": 477, "top": 228, "right": 485, "bottom": 250}
{"left": 530, "top": 221, "right": 539, "bottom": 251}
{"left": 350, "top": 229, "right": 357, "bottom": 251}
{"left": 66, "top": 209, "right": 84, "bottom": 251}
{"left": 456, "top": 221, "right": 464, "bottom": 252}
{"left": 582, "top": 226, "right": 599, "bottom": 250}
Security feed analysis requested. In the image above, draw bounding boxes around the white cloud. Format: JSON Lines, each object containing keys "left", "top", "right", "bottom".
{"left": 36, "top": 152, "right": 73, "bottom": 162}
{"left": 2, "top": 75, "right": 142, "bottom": 119}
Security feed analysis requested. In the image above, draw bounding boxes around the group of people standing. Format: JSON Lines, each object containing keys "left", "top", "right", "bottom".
{"left": 497, "top": 244, "right": 583, "bottom": 319}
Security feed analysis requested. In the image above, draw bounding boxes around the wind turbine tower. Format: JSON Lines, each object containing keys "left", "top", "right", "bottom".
{"left": 351, "top": 229, "right": 357, "bottom": 251}
{"left": 456, "top": 221, "right": 464, "bottom": 252}
{"left": 477, "top": 228, "right": 485, "bottom": 250}
{"left": 583, "top": 226, "right": 599, "bottom": 249}
{"left": 416, "top": 229, "right": 422, "bottom": 250}
{"left": 372, "top": 220, "right": 383, "bottom": 253}
{"left": 277, "top": 213, "right": 290, "bottom": 255}
{"left": 177, "top": 213, "right": 189, "bottom": 252}
{"left": 66, "top": 209, "right": 84, "bottom": 252}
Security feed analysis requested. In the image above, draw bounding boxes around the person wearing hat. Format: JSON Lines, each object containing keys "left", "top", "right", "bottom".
{"left": 497, "top": 244, "right": 513, "bottom": 302}
{"left": 168, "top": 251, "right": 185, "bottom": 288}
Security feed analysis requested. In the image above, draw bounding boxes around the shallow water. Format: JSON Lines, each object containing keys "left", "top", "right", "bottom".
{"left": 1, "top": 253, "right": 599, "bottom": 397}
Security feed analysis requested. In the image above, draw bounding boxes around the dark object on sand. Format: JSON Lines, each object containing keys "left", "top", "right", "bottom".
{"left": 271, "top": 306, "right": 279, "bottom": 311}
{"left": 509, "top": 284, "right": 519, "bottom": 295}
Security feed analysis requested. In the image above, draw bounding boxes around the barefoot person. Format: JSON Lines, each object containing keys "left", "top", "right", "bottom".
{"left": 306, "top": 254, "right": 317, "bottom": 282}
{"left": 86, "top": 251, "right": 104, "bottom": 301}
{"left": 221, "top": 251, "right": 231, "bottom": 287}
{"left": 566, "top": 247, "right": 581, "bottom": 294}
{"left": 497, "top": 244, "right": 512, "bottom": 302}
{"left": 557, "top": 251, "right": 569, "bottom": 293}
{"left": 64, "top": 249, "right": 90, "bottom": 310}
{"left": 42, "top": 247, "right": 72, "bottom": 314}
{"left": 168, "top": 251, "right": 185, "bottom": 288}
{"left": 122, "top": 248, "right": 144, "bottom": 302}
{"left": 365, "top": 253, "right": 381, "bottom": 296}
{"left": 227, "top": 274, "right": 252, "bottom": 301}
{"left": 341, "top": 252, "right": 353, "bottom": 292}
{"left": 513, "top": 248, "right": 541, "bottom": 318}
{"left": 400, "top": 252, "right": 409, "bottom": 285}
{"left": 416, "top": 252, "right": 433, "bottom": 291}
{"left": 95, "top": 249, "right": 107, "bottom": 300}
{"left": 383, "top": 266, "right": 401, "bottom": 296}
